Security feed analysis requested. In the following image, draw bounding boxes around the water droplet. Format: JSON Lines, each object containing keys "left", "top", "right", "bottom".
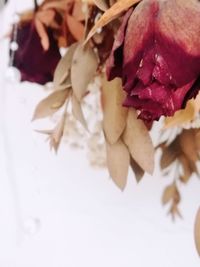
{"left": 12, "top": 14, "right": 20, "bottom": 24}
{"left": 10, "top": 41, "right": 18, "bottom": 51}
{"left": 5, "top": 67, "right": 21, "bottom": 83}
{"left": 23, "top": 217, "right": 41, "bottom": 236}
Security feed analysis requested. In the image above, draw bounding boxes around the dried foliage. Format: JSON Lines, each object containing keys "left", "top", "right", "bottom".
{"left": 8, "top": 0, "right": 200, "bottom": 257}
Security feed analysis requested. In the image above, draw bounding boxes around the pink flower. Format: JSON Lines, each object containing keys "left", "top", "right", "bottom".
{"left": 106, "top": 0, "right": 200, "bottom": 121}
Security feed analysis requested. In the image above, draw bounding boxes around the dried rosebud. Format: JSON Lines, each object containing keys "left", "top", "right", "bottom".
{"left": 11, "top": 20, "right": 61, "bottom": 84}
{"left": 106, "top": 0, "right": 200, "bottom": 122}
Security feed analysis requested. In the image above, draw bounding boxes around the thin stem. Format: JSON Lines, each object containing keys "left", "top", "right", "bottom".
{"left": 34, "top": 0, "right": 38, "bottom": 12}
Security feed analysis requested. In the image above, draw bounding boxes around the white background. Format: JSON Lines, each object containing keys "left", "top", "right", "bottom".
{"left": 0, "top": 1, "right": 200, "bottom": 266}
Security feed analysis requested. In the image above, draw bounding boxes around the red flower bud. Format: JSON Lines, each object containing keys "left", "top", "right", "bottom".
{"left": 11, "top": 21, "right": 61, "bottom": 85}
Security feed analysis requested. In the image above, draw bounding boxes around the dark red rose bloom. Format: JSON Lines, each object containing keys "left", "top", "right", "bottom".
{"left": 106, "top": 0, "right": 200, "bottom": 122}
{"left": 11, "top": 21, "right": 61, "bottom": 85}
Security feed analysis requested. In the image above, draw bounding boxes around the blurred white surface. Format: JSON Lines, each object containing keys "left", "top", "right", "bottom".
{"left": 0, "top": 1, "right": 200, "bottom": 266}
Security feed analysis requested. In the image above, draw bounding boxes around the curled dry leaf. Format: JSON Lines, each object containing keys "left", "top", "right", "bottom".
{"left": 85, "top": 0, "right": 141, "bottom": 42}
{"left": 130, "top": 157, "right": 144, "bottom": 183}
{"left": 106, "top": 139, "right": 130, "bottom": 190}
{"left": 123, "top": 109, "right": 154, "bottom": 174}
{"left": 93, "top": 0, "right": 109, "bottom": 11}
{"left": 53, "top": 43, "right": 78, "bottom": 88}
{"left": 71, "top": 93, "right": 88, "bottom": 130}
{"left": 32, "top": 89, "right": 69, "bottom": 120}
{"left": 194, "top": 207, "right": 200, "bottom": 257}
{"left": 71, "top": 43, "right": 98, "bottom": 100}
{"left": 101, "top": 76, "right": 128, "bottom": 144}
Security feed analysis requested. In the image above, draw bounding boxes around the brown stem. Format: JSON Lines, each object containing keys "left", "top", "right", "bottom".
{"left": 34, "top": 0, "right": 38, "bottom": 12}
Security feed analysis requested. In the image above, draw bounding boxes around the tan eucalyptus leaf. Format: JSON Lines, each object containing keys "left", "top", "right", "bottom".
{"left": 53, "top": 43, "right": 78, "bottom": 88}
{"left": 123, "top": 109, "right": 154, "bottom": 174}
{"left": 71, "top": 94, "right": 88, "bottom": 130}
{"left": 194, "top": 207, "right": 200, "bottom": 257}
{"left": 101, "top": 76, "right": 128, "bottom": 144}
{"left": 162, "top": 183, "right": 176, "bottom": 205}
{"left": 32, "top": 89, "right": 69, "bottom": 120}
{"left": 71, "top": 44, "right": 98, "bottom": 100}
{"left": 85, "top": 0, "right": 141, "bottom": 42}
{"left": 130, "top": 157, "right": 144, "bottom": 183}
{"left": 160, "top": 140, "right": 180, "bottom": 169}
{"left": 93, "top": 0, "right": 109, "bottom": 11}
{"left": 106, "top": 139, "right": 130, "bottom": 190}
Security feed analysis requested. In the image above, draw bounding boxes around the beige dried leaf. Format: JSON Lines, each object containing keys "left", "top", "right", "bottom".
{"left": 93, "top": 0, "right": 109, "bottom": 11}
{"left": 179, "top": 130, "right": 199, "bottom": 162}
{"left": 71, "top": 43, "right": 98, "bottom": 100}
{"left": 32, "top": 89, "right": 69, "bottom": 120}
{"left": 179, "top": 155, "right": 192, "bottom": 183}
{"left": 71, "top": 94, "right": 88, "bottom": 130}
{"left": 194, "top": 129, "right": 200, "bottom": 151}
{"left": 130, "top": 157, "right": 144, "bottom": 183}
{"left": 160, "top": 141, "right": 180, "bottom": 169}
{"left": 194, "top": 207, "right": 200, "bottom": 257}
{"left": 53, "top": 43, "right": 78, "bottom": 88}
{"left": 36, "top": 112, "right": 67, "bottom": 152}
{"left": 101, "top": 76, "right": 128, "bottom": 144}
{"left": 162, "top": 183, "right": 176, "bottom": 205}
{"left": 123, "top": 109, "right": 154, "bottom": 174}
{"left": 106, "top": 139, "right": 130, "bottom": 190}
{"left": 85, "top": 0, "right": 140, "bottom": 42}
{"left": 164, "top": 101, "right": 195, "bottom": 128}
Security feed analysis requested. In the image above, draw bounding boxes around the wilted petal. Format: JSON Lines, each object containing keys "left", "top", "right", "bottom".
{"left": 156, "top": 0, "right": 200, "bottom": 86}
{"left": 106, "top": 8, "right": 133, "bottom": 80}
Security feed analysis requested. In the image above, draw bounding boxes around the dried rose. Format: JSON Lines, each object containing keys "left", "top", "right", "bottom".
{"left": 106, "top": 0, "right": 200, "bottom": 122}
{"left": 11, "top": 20, "right": 61, "bottom": 84}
